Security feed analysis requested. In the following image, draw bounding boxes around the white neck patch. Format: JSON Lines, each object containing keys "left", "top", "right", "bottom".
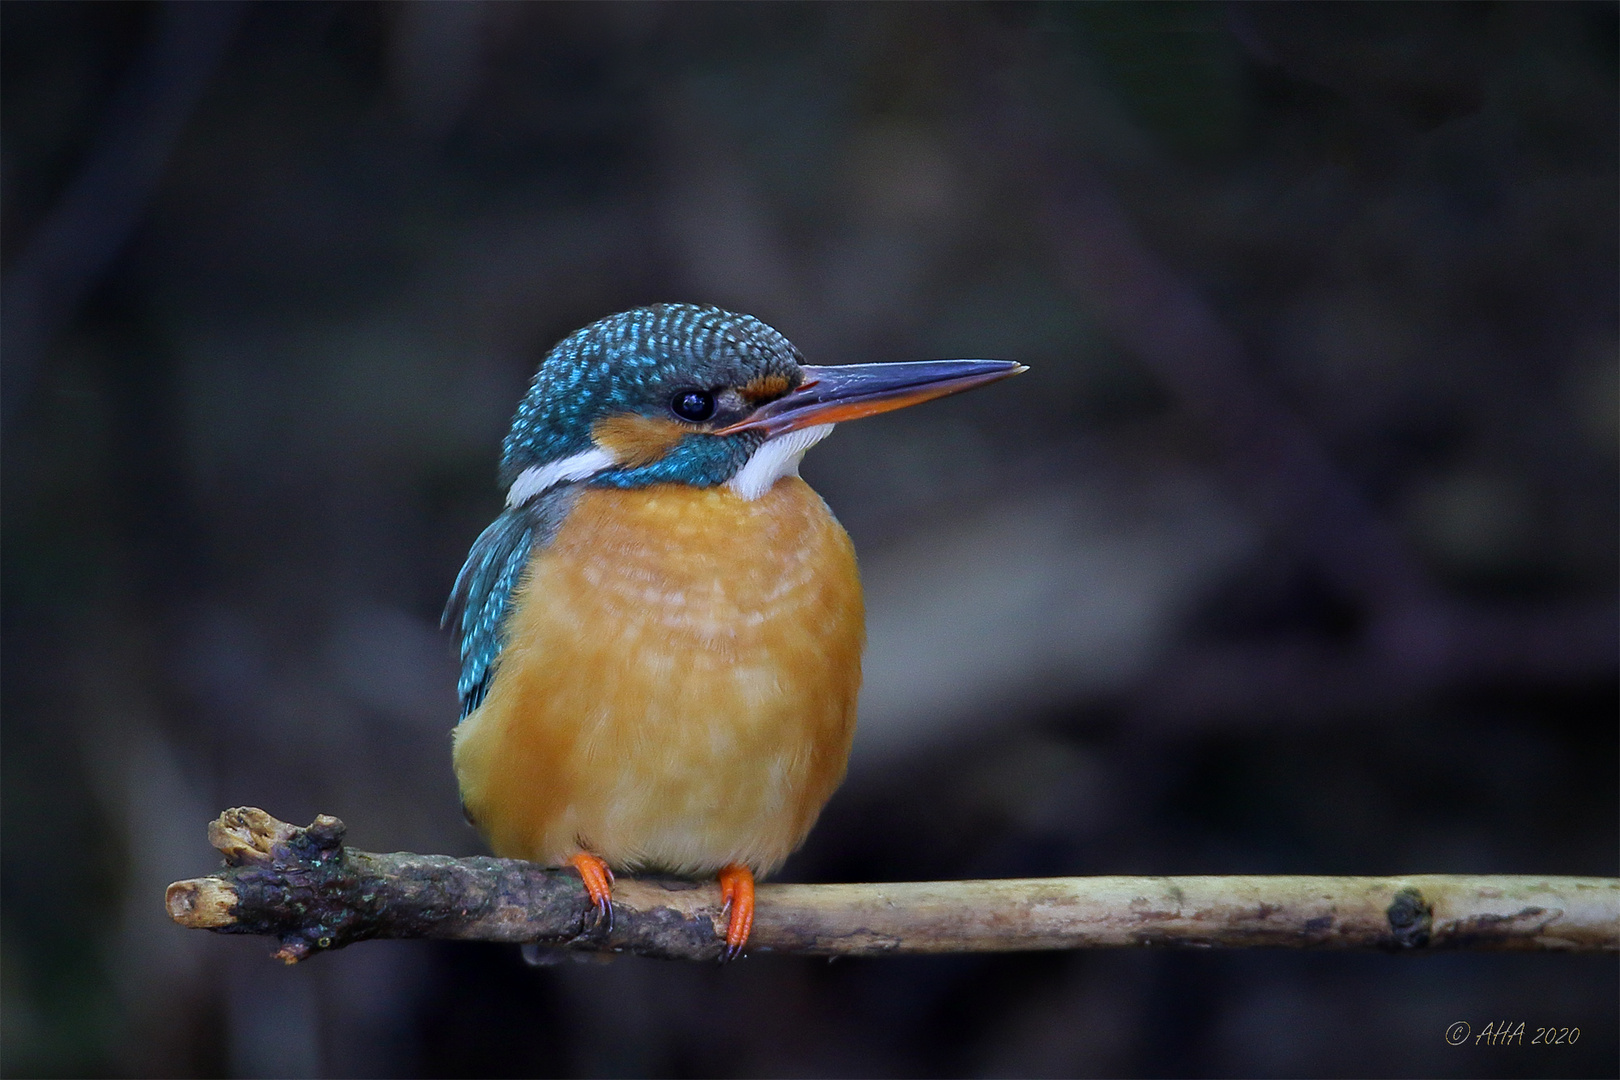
{"left": 506, "top": 424, "right": 835, "bottom": 506}
{"left": 726, "top": 424, "right": 835, "bottom": 501}
{"left": 506, "top": 446, "right": 615, "bottom": 507}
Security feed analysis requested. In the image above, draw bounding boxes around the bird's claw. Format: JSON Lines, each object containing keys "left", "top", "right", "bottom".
{"left": 566, "top": 851, "right": 615, "bottom": 936}
{"left": 717, "top": 863, "right": 755, "bottom": 963}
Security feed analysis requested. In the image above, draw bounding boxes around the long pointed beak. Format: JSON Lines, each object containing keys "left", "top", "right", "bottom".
{"left": 716, "top": 359, "right": 1026, "bottom": 437}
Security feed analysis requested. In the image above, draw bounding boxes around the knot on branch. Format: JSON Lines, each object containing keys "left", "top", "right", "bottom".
{"left": 1385, "top": 886, "right": 1434, "bottom": 949}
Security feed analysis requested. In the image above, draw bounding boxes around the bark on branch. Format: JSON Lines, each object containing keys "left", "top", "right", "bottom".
{"left": 166, "top": 809, "right": 1619, "bottom": 963}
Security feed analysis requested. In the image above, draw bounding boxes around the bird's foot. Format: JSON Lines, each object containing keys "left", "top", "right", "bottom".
{"left": 717, "top": 863, "right": 755, "bottom": 962}
{"left": 566, "top": 851, "right": 615, "bottom": 934}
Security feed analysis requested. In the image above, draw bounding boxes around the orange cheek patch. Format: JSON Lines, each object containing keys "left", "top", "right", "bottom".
{"left": 592, "top": 413, "right": 691, "bottom": 468}
{"left": 740, "top": 374, "right": 793, "bottom": 404}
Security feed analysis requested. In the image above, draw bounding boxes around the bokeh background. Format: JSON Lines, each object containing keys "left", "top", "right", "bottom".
{"left": 3, "top": 3, "right": 1616, "bottom": 1077}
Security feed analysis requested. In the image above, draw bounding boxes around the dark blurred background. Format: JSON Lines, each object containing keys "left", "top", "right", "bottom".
{"left": 3, "top": 2, "right": 1616, "bottom": 1077}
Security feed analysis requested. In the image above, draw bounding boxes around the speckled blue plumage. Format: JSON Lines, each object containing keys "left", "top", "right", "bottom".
{"left": 444, "top": 485, "right": 583, "bottom": 717}
{"left": 500, "top": 304, "right": 797, "bottom": 486}
{"left": 449, "top": 304, "right": 803, "bottom": 720}
{"left": 447, "top": 514, "right": 530, "bottom": 715}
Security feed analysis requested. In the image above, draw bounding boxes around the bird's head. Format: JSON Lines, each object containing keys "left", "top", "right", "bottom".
{"left": 501, "top": 304, "right": 1022, "bottom": 506}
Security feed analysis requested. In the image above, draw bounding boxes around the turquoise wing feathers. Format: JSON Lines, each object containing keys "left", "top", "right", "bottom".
{"left": 443, "top": 486, "right": 579, "bottom": 720}
{"left": 444, "top": 509, "right": 534, "bottom": 718}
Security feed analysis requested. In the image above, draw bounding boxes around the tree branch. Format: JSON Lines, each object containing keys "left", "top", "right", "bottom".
{"left": 166, "top": 809, "right": 1618, "bottom": 963}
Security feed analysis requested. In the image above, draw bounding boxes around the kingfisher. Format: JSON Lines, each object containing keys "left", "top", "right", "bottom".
{"left": 445, "top": 304, "right": 1022, "bottom": 958}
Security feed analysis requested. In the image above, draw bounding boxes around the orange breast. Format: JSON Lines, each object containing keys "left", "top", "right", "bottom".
{"left": 452, "top": 477, "right": 864, "bottom": 877}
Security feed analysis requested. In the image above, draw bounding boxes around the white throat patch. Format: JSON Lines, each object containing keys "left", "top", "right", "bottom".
{"left": 726, "top": 424, "right": 835, "bottom": 501}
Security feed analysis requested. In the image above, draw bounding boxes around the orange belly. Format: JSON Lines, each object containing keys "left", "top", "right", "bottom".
{"left": 452, "top": 477, "right": 863, "bottom": 877}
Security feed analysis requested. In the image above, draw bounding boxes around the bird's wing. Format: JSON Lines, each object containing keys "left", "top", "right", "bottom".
{"left": 443, "top": 485, "right": 580, "bottom": 719}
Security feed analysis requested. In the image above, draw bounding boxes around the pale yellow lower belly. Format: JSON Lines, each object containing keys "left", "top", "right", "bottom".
{"left": 453, "top": 478, "right": 863, "bottom": 877}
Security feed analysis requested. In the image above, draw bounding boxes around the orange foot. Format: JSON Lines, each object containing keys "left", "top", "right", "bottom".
{"left": 717, "top": 863, "right": 755, "bottom": 962}
{"left": 567, "top": 851, "right": 615, "bottom": 932}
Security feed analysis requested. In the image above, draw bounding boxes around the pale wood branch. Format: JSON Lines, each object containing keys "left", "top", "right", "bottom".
{"left": 166, "top": 809, "right": 1619, "bottom": 963}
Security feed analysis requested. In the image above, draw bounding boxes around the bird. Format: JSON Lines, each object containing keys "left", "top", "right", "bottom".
{"left": 445, "top": 303, "right": 1023, "bottom": 958}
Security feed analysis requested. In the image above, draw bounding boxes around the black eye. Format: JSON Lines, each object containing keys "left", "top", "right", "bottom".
{"left": 669, "top": 388, "right": 716, "bottom": 422}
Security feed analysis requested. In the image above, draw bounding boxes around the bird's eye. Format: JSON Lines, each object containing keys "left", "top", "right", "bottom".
{"left": 669, "top": 388, "right": 717, "bottom": 422}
